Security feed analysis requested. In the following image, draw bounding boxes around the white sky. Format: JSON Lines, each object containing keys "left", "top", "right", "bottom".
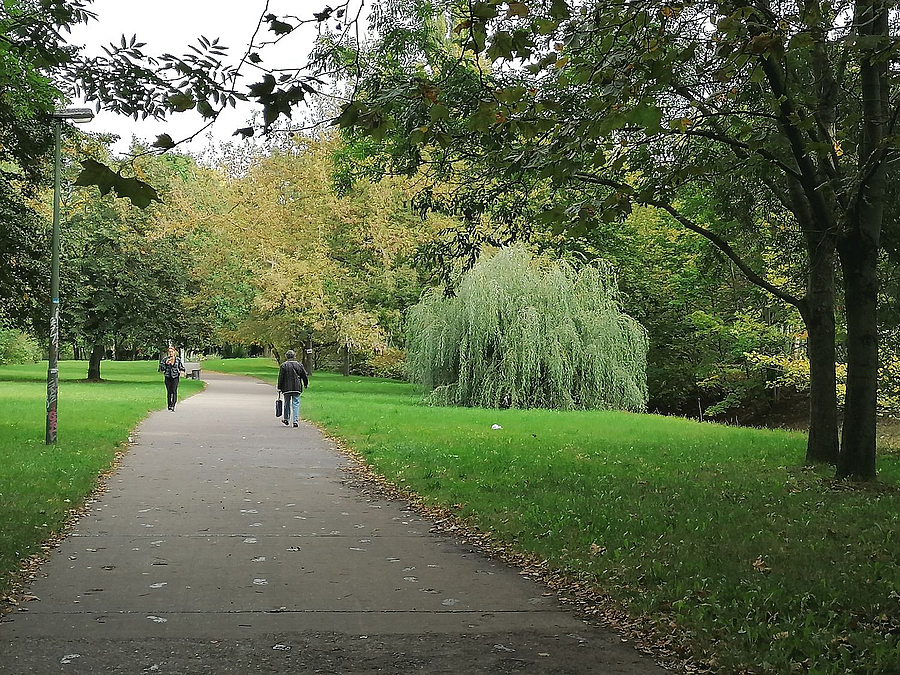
{"left": 68, "top": 0, "right": 341, "bottom": 155}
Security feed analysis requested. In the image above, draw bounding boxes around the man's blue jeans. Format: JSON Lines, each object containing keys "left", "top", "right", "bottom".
{"left": 283, "top": 392, "right": 301, "bottom": 424}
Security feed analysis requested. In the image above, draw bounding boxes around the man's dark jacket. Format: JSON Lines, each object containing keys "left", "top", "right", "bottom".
{"left": 278, "top": 359, "right": 309, "bottom": 393}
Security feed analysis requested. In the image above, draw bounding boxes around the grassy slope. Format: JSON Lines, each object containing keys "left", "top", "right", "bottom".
{"left": 0, "top": 361, "right": 202, "bottom": 594}
{"left": 207, "top": 358, "right": 899, "bottom": 674}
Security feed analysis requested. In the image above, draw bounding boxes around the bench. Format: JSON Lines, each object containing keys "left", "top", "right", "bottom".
{"left": 184, "top": 362, "right": 202, "bottom": 380}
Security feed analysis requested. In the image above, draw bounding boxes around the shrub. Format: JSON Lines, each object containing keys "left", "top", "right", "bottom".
{"left": 365, "top": 347, "right": 407, "bottom": 380}
{"left": 0, "top": 329, "right": 42, "bottom": 365}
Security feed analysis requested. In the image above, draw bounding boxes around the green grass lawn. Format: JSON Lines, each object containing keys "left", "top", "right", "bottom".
{"left": 208, "top": 357, "right": 900, "bottom": 675}
{"left": 0, "top": 360, "right": 202, "bottom": 596}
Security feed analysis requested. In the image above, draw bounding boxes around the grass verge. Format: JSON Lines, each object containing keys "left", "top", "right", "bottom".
{"left": 207, "top": 357, "right": 900, "bottom": 675}
{"left": 0, "top": 360, "right": 202, "bottom": 597}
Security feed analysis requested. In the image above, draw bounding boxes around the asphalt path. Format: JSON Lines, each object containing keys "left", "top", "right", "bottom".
{"left": 0, "top": 372, "right": 670, "bottom": 674}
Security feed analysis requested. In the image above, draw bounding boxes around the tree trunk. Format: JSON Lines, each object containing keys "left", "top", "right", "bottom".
{"left": 835, "top": 0, "right": 886, "bottom": 481}
{"left": 797, "top": 225, "right": 839, "bottom": 464}
{"left": 87, "top": 344, "right": 103, "bottom": 381}
{"left": 341, "top": 343, "right": 350, "bottom": 377}
{"left": 801, "top": 296, "right": 839, "bottom": 465}
{"left": 836, "top": 237, "right": 879, "bottom": 480}
{"left": 303, "top": 335, "right": 314, "bottom": 376}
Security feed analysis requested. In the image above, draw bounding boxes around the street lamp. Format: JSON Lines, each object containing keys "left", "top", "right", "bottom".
{"left": 46, "top": 107, "right": 94, "bottom": 445}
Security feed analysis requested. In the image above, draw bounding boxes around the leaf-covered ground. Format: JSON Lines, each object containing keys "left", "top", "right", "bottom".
{"left": 207, "top": 359, "right": 900, "bottom": 675}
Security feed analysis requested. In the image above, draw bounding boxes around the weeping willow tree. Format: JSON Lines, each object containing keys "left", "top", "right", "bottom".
{"left": 406, "top": 246, "right": 649, "bottom": 411}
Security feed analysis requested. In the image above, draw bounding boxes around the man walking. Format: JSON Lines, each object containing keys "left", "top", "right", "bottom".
{"left": 277, "top": 350, "right": 309, "bottom": 427}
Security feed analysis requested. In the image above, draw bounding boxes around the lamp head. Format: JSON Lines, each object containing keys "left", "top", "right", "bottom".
{"left": 51, "top": 108, "right": 95, "bottom": 123}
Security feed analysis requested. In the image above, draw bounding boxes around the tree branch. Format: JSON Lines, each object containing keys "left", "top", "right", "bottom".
{"left": 573, "top": 172, "right": 804, "bottom": 308}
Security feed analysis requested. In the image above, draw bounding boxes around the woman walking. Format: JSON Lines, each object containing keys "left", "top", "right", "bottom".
{"left": 159, "top": 346, "right": 185, "bottom": 411}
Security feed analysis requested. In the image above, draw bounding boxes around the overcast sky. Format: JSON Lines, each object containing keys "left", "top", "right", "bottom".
{"left": 68, "top": 0, "right": 339, "bottom": 154}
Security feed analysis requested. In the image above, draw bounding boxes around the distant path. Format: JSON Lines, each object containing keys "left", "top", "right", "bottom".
{"left": 0, "top": 372, "right": 668, "bottom": 674}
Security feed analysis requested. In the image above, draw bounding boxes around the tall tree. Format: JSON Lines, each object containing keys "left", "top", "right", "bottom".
{"left": 177, "top": 136, "right": 446, "bottom": 362}
{"left": 311, "top": 0, "right": 899, "bottom": 479}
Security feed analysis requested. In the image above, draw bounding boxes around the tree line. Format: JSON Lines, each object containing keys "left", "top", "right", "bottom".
{"left": 2, "top": 0, "right": 898, "bottom": 479}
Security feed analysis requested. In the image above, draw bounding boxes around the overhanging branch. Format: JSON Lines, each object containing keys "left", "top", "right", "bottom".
{"left": 573, "top": 173, "right": 804, "bottom": 308}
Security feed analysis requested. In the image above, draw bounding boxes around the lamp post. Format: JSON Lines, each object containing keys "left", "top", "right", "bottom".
{"left": 46, "top": 107, "right": 94, "bottom": 445}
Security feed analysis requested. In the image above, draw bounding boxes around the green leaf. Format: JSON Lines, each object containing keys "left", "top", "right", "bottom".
{"left": 625, "top": 102, "right": 663, "bottom": 131}
{"left": 429, "top": 104, "right": 450, "bottom": 122}
{"left": 332, "top": 102, "right": 362, "bottom": 128}
{"left": 266, "top": 15, "right": 294, "bottom": 35}
{"left": 409, "top": 129, "right": 426, "bottom": 145}
{"left": 248, "top": 75, "right": 277, "bottom": 98}
{"left": 497, "top": 86, "right": 527, "bottom": 104}
{"left": 471, "top": 2, "right": 500, "bottom": 20}
{"left": 468, "top": 100, "right": 499, "bottom": 132}
{"left": 152, "top": 133, "right": 176, "bottom": 150}
{"left": 535, "top": 19, "right": 559, "bottom": 35}
{"left": 167, "top": 92, "right": 195, "bottom": 112}
{"left": 507, "top": 2, "right": 529, "bottom": 17}
{"left": 74, "top": 160, "right": 161, "bottom": 209}
{"left": 788, "top": 32, "right": 815, "bottom": 50}
{"left": 549, "top": 0, "right": 570, "bottom": 20}
{"left": 487, "top": 31, "right": 515, "bottom": 61}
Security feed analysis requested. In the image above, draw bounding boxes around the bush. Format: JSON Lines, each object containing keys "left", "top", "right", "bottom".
{"left": 0, "top": 329, "right": 42, "bottom": 365}
{"left": 365, "top": 347, "right": 407, "bottom": 380}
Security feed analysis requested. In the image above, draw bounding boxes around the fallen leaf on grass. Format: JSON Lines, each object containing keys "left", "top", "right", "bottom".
{"left": 752, "top": 555, "right": 772, "bottom": 573}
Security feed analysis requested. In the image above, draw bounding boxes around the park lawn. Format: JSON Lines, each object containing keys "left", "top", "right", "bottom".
{"left": 0, "top": 360, "right": 202, "bottom": 596}
{"left": 208, "top": 358, "right": 900, "bottom": 675}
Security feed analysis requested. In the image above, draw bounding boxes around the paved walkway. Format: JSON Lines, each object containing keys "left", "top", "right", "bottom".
{"left": 0, "top": 373, "right": 669, "bottom": 674}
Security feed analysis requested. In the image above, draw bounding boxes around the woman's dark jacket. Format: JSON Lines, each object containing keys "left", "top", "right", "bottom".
{"left": 278, "top": 359, "right": 309, "bottom": 394}
{"left": 159, "top": 356, "right": 185, "bottom": 379}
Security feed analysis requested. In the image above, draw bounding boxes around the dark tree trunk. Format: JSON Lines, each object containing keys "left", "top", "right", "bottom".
{"left": 835, "top": 0, "right": 886, "bottom": 481}
{"left": 837, "top": 237, "right": 879, "bottom": 480}
{"left": 801, "top": 288, "right": 839, "bottom": 465}
{"left": 87, "top": 344, "right": 103, "bottom": 381}
{"left": 341, "top": 344, "right": 350, "bottom": 377}
{"left": 303, "top": 335, "right": 314, "bottom": 376}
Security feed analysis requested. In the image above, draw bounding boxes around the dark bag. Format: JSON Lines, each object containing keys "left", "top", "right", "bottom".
{"left": 275, "top": 397, "right": 283, "bottom": 417}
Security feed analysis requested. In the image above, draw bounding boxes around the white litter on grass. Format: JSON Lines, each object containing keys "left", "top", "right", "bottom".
{"left": 146, "top": 615, "right": 167, "bottom": 623}
{"left": 60, "top": 654, "right": 81, "bottom": 664}
{"left": 491, "top": 424, "right": 502, "bottom": 430}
